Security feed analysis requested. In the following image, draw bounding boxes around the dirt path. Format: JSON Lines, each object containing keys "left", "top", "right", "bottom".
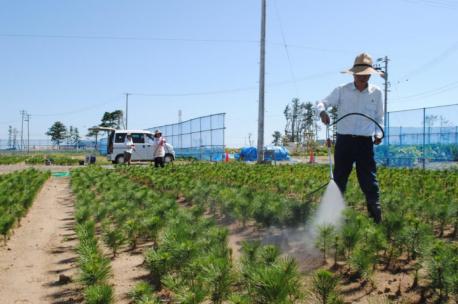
{"left": 109, "top": 243, "right": 152, "bottom": 304}
{"left": 0, "top": 176, "right": 82, "bottom": 304}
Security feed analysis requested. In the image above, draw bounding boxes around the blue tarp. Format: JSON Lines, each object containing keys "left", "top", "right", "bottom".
{"left": 237, "top": 146, "right": 290, "bottom": 161}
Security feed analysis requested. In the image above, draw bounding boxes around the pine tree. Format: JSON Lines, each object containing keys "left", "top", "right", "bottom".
{"left": 45, "top": 121, "right": 67, "bottom": 147}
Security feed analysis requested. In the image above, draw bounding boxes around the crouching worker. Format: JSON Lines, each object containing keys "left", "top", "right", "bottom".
{"left": 152, "top": 129, "right": 166, "bottom": 168}
{"left": 317, "top": 53, "right": 384, "bottom": 223}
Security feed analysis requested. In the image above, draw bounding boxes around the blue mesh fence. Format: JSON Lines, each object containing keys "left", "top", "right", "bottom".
{"left": 375, "top": 104, "right": 458, "bottom": 168}
{"left": 146, "top": 113, "right": 226, "bottom": 161}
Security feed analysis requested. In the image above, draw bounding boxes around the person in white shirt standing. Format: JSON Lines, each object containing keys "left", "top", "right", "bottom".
{"left": 317, "top": 53, "right": 384, "bottom": 223}
{"left": 124, "top": 133, "right": 135, "bottom": 165}
{"left": 152, "top": 129, "right": 166, "bottom": 168}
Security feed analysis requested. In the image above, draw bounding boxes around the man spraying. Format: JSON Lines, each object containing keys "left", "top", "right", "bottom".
{"left": 317, "top": 53, "right": 384, "bottom": 223}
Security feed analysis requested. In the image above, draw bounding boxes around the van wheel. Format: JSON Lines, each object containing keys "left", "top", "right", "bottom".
{"left": 164, "top": 154, "right": 174, "bottom": 164}
{"left": 115, "top": 155, "right": 125, "bottom": 164}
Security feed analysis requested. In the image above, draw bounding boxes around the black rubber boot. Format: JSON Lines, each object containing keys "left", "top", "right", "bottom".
{"left": 367, "top": 201, "right": 382, "bottom": 224}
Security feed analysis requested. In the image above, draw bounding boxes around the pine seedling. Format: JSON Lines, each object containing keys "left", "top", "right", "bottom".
{"left": 201, "top": 255, "right": 234, "bottom": 304}
{"left": 315, "top": 224, "right": 336, "bottom": 264}
{"left": 129, "top": 281, "right": 155, "bottom": 303}
{"left": 311, "top": 269, "right": 341, "bottom": 304}
{"left": 102, "top": 224, "right": 126, "bottom": 257}
{"left": 84, "top": 283, "right": 113, "bottom": 304}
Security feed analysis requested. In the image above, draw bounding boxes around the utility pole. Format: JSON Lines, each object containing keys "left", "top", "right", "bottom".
{"left": 376, "top": 56, "right": 390, "bottom": 165}
{"left": 376, "top": 57, "right": 389, "bottom": 133}
{"left": 125, "top": 93, "right": 130, "bottom": 129}
{"left": 20, "top": 110, "right": 26, "bottom": 151}
{"left": 25, "top": 113, "right": 30, "bottom": 153}
{"left": 257, "top": 0, "right": 266, "bottom": 163}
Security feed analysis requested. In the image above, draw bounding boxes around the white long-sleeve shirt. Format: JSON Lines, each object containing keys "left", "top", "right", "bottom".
{"left": 316, "top": 82, "right": 384, "bottom": 137}
{"left": 152, "top": 137, "right": 166, "bottom": 158}
{"left": 124, "top": 137, "right": 135, "bottom": 154}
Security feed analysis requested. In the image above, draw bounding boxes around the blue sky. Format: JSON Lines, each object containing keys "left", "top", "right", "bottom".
{"left": 1, "top": 0, "right": 457, "bottom": 146}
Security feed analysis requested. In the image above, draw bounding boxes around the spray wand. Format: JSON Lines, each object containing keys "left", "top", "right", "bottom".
{"left": 326, "top": 125, "right": 334, "bottom": 180}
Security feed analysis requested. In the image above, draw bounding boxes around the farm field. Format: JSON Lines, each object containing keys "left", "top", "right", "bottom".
{"left": 0, "top": 153, "right": 111, "bottom": 167}
{"left": 0, "top": 163, "right": 457, "bottom": 303}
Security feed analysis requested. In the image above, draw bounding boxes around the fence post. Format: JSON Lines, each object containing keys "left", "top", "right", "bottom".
{"left": 422, "top": 108, "right": 426, "bottom": 169}
{"left": 209, "top": 115, "right": 213, "bottom": 161}
{"left": 399, "top": 126, "right": 402, "bottom": 146}
{"left": 386, "top": 112, "right": 390, "bottom": 166}
{"left": 455, "top": 126, "right": 458, "bottom": 145}
{"left": 223, "top": 114, "right": 226, "bottom": 163}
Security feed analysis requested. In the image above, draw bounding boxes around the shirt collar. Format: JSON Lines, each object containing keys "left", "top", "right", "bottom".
{"left": 351, "top": 82, "right": 374, "bottom": 93}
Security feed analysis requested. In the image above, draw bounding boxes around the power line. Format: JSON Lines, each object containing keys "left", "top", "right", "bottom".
{"left": 401, "top": 0, "right": 458, "bottom": 9}
{"left": 391, "top": 80, "right": 458, "bottom": 101}
{"left": 396, "top": 41, "right": 458, "bottom": 82}
{"left": 0, "top": 119, "right": 16, "bottom": 125}
{"left": 0, "top": 33, "right": 354, "bottom": 53}
{"left": 273, "top": 0, "right": 299, "bottom": 96}
{"left": 130, "top": 71, "right": 336, "bottom": 98}
{"left": 0, "top": 33, "right": 259, "bottom": 44}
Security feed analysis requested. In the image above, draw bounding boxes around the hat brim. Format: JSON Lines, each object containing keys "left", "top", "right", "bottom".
{"left": 341, "top": 66, "right": 383, "bottom": 76}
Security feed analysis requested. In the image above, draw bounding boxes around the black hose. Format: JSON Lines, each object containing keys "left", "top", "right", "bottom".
{"left": 328, "top": 112, "right": 385, "bottom": 139}
{"left": 304, "top": 182, "right": 330, "bottom": 199}
{"left": 303, "top": 112, "right": 385, "bottom": 199}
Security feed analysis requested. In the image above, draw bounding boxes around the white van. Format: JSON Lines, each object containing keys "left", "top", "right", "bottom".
{"left": 94, "top": 128, "right": 176, "bottom": 164}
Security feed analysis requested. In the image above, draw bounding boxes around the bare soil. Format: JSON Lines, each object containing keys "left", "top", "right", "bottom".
{"left": 0, "top": 176, "right": 82, "bottom": 304}
{"left": 99, "top": 242, "right": 152, "bottom": 304}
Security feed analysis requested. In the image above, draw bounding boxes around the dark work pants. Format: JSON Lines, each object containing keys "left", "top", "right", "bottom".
{"left": 154, "top": 157, "right": 164, "bottom": 168}
{"left": 333, "top": 134, "right": 382, "bottom": 223}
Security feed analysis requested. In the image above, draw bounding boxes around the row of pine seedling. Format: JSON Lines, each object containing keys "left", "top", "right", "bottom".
{"left": 0, "top": 168, "right": 50, "bottom": 243}
{"left": 71, "top": 166, "right": 324, "bottom": 303}
{"left": 118, "top": 164, "right": 458, "bottom": 303}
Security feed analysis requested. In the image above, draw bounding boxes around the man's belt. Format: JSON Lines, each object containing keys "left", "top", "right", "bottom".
{"left": 337, "top": 133, "right": 372, "bottom": 139}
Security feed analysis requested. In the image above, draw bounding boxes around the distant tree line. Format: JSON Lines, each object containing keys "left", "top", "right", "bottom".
{"left": 271, "top": 98, "right": 338, "bottom": 147}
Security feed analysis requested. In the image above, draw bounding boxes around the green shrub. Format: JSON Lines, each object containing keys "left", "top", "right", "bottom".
{"left": 129, "top": 281, "right": 155, "bottom": 303}
{"left": 315, "top": 224, "right": 336, "bottom": 264}
{"left": 84, "top": 283, "right": 113, "bottom": 304}
{"left": 426, "top": 241, "right": 458, "bottom": 302}
{"left": 311, "top": 270, "right": 341, "bottom": 304}
{"left": 240, "top": 242, "right": 302, "bottom": 304}
{"left": 78, "top": 245, "right": 111, "bottom": 286}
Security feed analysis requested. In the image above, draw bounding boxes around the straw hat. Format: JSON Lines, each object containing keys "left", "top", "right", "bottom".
{"left": 154, "top": 129, "right": 162, "bottom": 136}
{"left": 342, "top": 53, "right": 383, "bottom": 76}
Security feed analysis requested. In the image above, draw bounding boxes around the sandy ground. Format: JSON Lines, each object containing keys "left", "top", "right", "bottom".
{"left": 0, "top": 177, "right": 82, "bottom": 304}
{"left": 107, "top": 243, "right": 152, "bottom": 304}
